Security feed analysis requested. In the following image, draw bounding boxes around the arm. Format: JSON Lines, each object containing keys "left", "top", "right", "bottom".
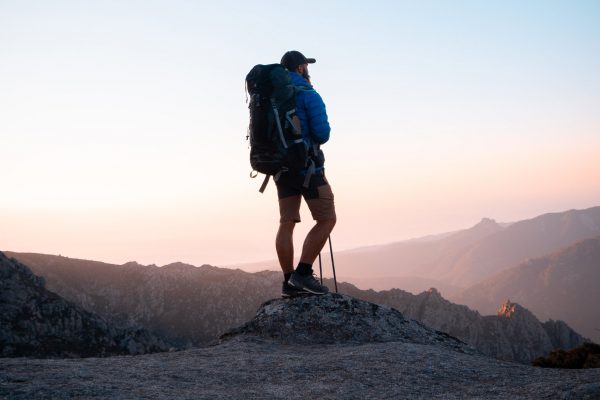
{"left": 305, "top": 90, "right": 331, "bottom": 144}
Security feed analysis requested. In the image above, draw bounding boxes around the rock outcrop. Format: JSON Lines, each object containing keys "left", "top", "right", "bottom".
{"left": 221, "top": 293, "right": 477, "bottom": 355}
{"left": 0, "top": 252, "right": 170, "bottom": 358}
{"left": 476, "top": 301, "right": 565, "bottom": 363}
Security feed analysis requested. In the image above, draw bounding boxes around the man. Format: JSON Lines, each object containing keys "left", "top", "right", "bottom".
{"left": 277, "top": 50, "right": 336, "bottom": 297}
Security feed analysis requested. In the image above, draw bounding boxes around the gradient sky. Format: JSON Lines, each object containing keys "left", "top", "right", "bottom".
{"left": 1, "top": 0, "right": 599, "bottom": 267}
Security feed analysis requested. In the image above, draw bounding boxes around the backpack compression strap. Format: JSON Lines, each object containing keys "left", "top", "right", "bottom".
{"left": 303, "top": 159, "right": 316, "bottom": 188}
{"left": 300, "top": 143, "right": 319, "bottom": 188}
{"left": 258, "top": 169, "right": 285, "bottom": 193}
{"left": 259, "top": 175, "right": 270, "bottom": 193}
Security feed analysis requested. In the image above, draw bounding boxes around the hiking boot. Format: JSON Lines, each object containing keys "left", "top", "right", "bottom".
{"left": 281, "top": 281, "right": 308, "bottom": 298}
{"left": 288, "top": 272, "right": 329, "bottom": 295}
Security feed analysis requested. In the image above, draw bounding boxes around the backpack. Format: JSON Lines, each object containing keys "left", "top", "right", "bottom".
{"left": 246, "top": 64, "right": 311, "bottom": 193}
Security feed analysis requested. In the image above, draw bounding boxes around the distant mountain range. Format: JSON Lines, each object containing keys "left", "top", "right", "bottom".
{"left": 234, "top": 206, "right": 600, "bottom": 295}
{"left": 5, "top": 251, "right": 587, "bottom": 363}
{"left": 451, "top": 236, "right": 600, "bottom": 343}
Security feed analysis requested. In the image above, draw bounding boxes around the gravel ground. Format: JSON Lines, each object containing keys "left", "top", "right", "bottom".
{"left": 2, "top": 338, "right": 600, "bottom": 399}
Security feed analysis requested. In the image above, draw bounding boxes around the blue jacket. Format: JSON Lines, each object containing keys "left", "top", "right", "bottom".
{"left": 289, "top": 72, "right": 331, "bottom": 170}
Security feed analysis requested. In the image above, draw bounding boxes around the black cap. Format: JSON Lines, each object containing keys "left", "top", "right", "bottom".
{"left": 280, "top": 50, "right": 316, "bottom": 71}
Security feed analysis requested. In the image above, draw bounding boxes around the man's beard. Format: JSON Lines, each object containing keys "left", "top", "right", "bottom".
{"left": 302, "top": 70, "right": 311, "bottom": 81}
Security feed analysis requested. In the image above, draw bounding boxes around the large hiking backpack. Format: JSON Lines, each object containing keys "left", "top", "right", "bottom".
{"left": 246, "top": 64, "right": 311, "bottom": 192}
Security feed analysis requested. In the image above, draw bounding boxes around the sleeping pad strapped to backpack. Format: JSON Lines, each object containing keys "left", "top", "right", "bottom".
{"left": 246, "top": 63, "right": 308, "bottom": 192}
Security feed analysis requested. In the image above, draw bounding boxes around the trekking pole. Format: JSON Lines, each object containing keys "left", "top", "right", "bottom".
{"left": 318, "top": 253, "right": 323, "bottom": 285}
{"left": 328, "top": 235, "right": 338, "bottom": 293}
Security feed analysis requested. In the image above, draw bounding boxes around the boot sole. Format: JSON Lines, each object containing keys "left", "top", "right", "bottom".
{"left": 281, "top": 291, "right": 312, "bottom": 298}
{"left": 288, "top": 281, "right": 328, "bottom": 295}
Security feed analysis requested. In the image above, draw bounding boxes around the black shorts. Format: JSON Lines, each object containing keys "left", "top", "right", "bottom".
{"left": 275, "top": 172, "right": 336, "bottom": 223}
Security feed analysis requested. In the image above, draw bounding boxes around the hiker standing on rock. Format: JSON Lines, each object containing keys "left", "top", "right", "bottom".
{"left": 276, "top": 51, "right": 336, "bottom": 297}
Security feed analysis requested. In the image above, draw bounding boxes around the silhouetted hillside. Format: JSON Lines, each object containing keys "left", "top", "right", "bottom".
{"left": 0, "top": 252, "right": 170, "bottom": 357}
{"left": 452, "top": 236, "right": 600, "bottom": 343}
{"left": 5, "top": 252, "right": 281, "bottom": 346}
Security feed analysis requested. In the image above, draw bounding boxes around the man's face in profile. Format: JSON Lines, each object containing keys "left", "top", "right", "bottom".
{"left": 299, "top": 64, "right": 310, "bottom": 82}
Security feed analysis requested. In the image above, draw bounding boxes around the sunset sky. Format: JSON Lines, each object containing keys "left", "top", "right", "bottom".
{"left": 1, "top": 0, "right": 599, "bottom": 267}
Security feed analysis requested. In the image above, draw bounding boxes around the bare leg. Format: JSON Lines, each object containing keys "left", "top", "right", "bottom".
{"left": 276, "top": 222, "right": 296, "bottom": 274}
{"left": 299, "top": 219, "right": 336, "bottom": 265}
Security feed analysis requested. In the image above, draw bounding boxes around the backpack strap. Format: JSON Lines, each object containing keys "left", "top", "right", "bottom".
{"left": 259, "top": 175, "right": 270, "bottom": 193}
{"left": 303, "top": 159, "right": 316, "bottom": 188}
{"left": 270, "top": 101, "right": 288, "bottom": 149}
{"left": 258, "top": 169, "right": 286, "bottom": 193}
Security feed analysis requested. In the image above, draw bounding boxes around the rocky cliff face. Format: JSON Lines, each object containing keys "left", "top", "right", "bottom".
{"left": 344, "top": 287, "right": 586, "bottom": 364}
{"left": 6, "top": 252, "right": 281, "bottom": 346}
{"left": 0, "top": 252, "right": 170, "bottom": 358}
{"left": 477, "top": 301, "right": 559, "bottom": 363}
{"left": 451, "top": 236, "right": 600, "bottom": 343}
{"left": 543, "top": 319, "right": 588, "bottom": 351}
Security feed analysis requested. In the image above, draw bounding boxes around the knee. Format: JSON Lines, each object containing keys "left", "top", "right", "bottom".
{"left": 318, "top": 218, "right": 336, "bottom": 232}
{"left": 328, "top": 217, "right": 337, "bottom": 229}
{"left": 278, "top": 221, "right": 296, "bottom": 234}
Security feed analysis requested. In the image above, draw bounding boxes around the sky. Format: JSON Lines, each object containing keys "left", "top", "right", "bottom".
{"left": 1, "top": 0, "right": 599, "bottom": 268}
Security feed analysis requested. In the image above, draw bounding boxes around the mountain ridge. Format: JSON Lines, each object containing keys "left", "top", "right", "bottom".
{"left": 5, "top": 251, "right": 586, "bottom": 363}
{"left": 451, "top": 236, "right": 600, "bottom": 343}
{"left": 231, "top": 206, "right": 600, "bottom": 293}
{"left": 0, "top": 251, "right": 171, "bottom": 357}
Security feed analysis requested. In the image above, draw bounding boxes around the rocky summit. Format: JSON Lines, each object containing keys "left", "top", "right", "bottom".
{"left": 222, "top": 293, "right": 477, "bottom": 354}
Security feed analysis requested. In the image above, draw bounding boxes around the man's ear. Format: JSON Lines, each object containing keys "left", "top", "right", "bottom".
{"left": 295, "top": 65, "right": 304, "bottom": 74}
